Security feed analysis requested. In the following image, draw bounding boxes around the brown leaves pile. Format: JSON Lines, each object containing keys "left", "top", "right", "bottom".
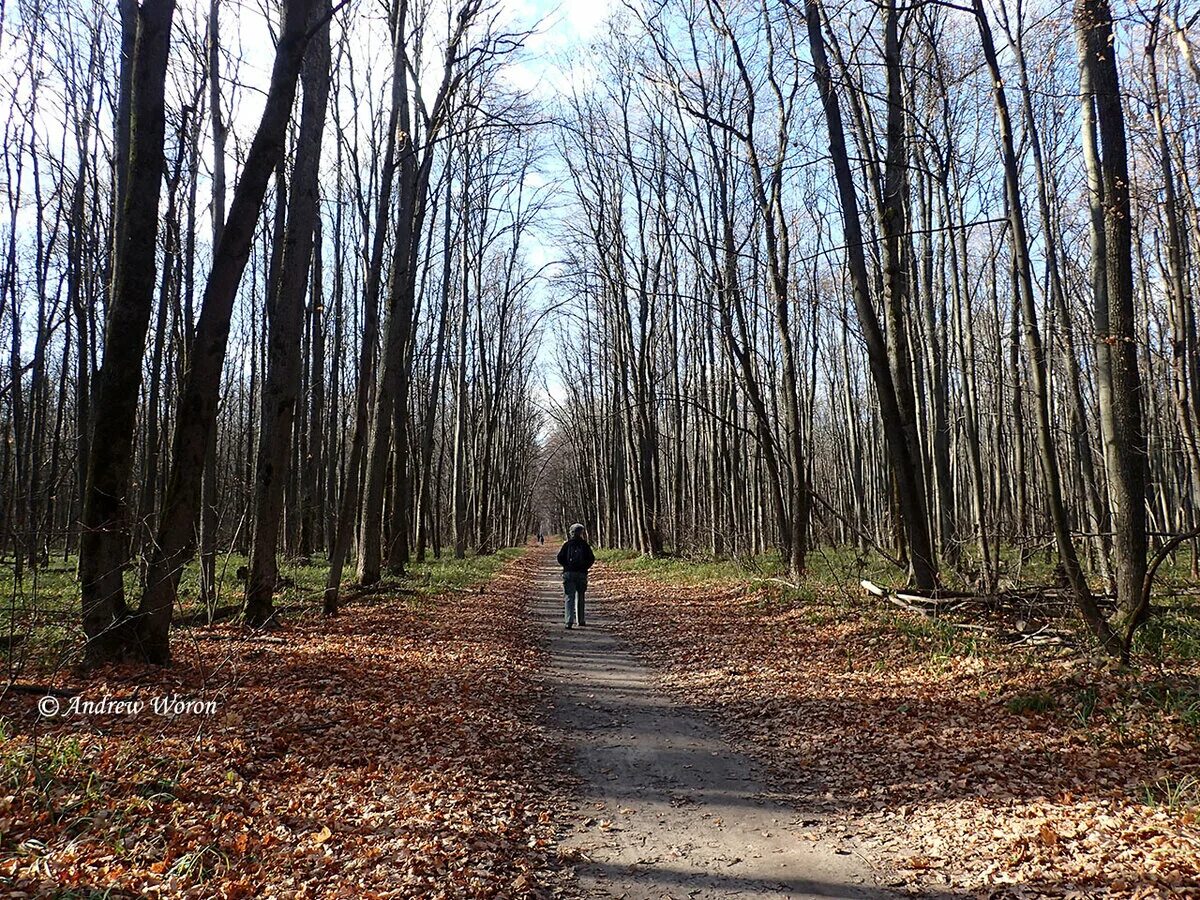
{"left": 1, "top": 553, "right": 570, "bottom": 899}
{"left": 595, "top": 567, "right": 1200, "bottom": 898}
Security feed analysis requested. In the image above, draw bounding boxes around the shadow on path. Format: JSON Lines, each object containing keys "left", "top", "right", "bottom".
{"left": 535, "top": 546, "right": 899, "bottom": 899}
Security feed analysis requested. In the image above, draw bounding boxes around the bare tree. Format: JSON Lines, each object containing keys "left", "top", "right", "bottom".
{"left": 78, "top": 0, "right": 175, "bottom": 663}
{"left": 245, "top": 0, "right": 332, "bottom": 627}
{"left": 1076, "top": 0, "right": 1149, "bottom": 652}
{"left": 136, "top": 0, "right": 321, "bottom": 662}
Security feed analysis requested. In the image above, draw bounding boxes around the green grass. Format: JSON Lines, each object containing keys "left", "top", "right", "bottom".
{"left": 891, "top": 613, "right": 990, "bottom": 659}
{"left": 1074, "top": 685, "right": 1100, "bottom": 725}
{"left": 1141, "top": 773, "right": 1200, "bottom": 812}
{"left": 594, "top": 548, "right": 765, "bottom": 584}
{"left": 1136, "top": 681, "right": 1200, "bottom": 729}
{"left": 595, "top": 544, "right": 897, "bottom": 589}
{"left": 0, "top": 720, "right": 87, "bottom": 794}
{"left": 0, "top": 546, "right": 524, "bottom": 674}
{"left": 596, "top": 544, "right": 923, "bottom": 591}
{"left": 1005, "top": 690, "right": 1057, "bottom": 715}
{"left": 167, "top": 845, "right": 230, "bottom": 881}
{"left": 395, "top": 547, "right": 524, "bottom": 597}
{"left": 1133, "top": 605, "right": 1200, "bottom": 662}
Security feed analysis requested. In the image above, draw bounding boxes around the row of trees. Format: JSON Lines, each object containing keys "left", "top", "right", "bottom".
{"left": 4, "top": 0, "right": 1199, "bottom": 667}
{"left": 0, "top": 0, "right": 546, "bottom": 666}
{"left": 544, "top": 0, "right": 1200, "bottom": 658}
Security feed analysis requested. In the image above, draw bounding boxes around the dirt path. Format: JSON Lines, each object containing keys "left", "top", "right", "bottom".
{"left": 535, "top": 546, "right": 891, "bottom": 899}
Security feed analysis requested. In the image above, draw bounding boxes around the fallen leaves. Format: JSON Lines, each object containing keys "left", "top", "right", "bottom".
{"left": 1038, "top": 823, "right": 1059, "bottom": 848}
{"left": 595, "top": 563, "right": 1200, "bottom": 898}
{"left": 0, "top": 551, "right": 573, "bottom": 899}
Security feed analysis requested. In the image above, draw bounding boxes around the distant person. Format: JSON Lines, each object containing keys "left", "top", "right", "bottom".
{"left": 557, "top": 523, "right": 594, "bottom": 628}
{"left": 537, "top": 531, "right": 544, "bottom": 545}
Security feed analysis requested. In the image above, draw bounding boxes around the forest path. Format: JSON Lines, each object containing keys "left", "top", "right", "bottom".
{"left": 534, "top": 546, "right": 890, "bottom": 899}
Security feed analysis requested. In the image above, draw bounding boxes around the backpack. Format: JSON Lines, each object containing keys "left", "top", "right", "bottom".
{"left": 564, "top": 540, "right": 586, "bottom": 570}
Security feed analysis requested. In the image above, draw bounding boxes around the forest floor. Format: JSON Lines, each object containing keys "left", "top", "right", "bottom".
{"left": 0, "top": 549, "right": 575, "bottom": 898}
{"left": 3, "top": 544, "right": 1198, "bottom": 898}
{"left": 590, "top": 550, "right": 1200, "bottom": 898}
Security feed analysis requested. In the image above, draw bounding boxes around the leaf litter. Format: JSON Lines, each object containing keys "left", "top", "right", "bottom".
{"left": 0, "top": 552, "right": 575, "bottom": 899}
{"left": 6, "top": 548, "right": 1197, "bottom": 899}
{"left": 594, "top": 564, "right": 1200, "bottom": 899}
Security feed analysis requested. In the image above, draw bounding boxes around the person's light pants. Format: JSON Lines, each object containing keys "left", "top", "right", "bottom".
{"left": 563, "top": 571, "right": 587, "bottom": 626}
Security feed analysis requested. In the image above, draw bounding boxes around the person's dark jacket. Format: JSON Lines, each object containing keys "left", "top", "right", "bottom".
{"left": 557, "top": 537, "right": 595, "bottom": 574}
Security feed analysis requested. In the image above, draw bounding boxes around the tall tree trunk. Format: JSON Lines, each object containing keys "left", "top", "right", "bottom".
{"left": 415, "top": 163, "right": 454, "bottom": 561}
{"left": 804, "top": 0, "right": 937, "bottom": 589}
{"left": 322, "top": 8, "right": 403, "bottom": 613}
{"left": 878, "top": 0, "right": 935, "bottom": 586}
{"left": 1076, "top": 0, "right": 1149, "bottom": 653}
{"left": 999, "top": 4, "right": 1114, "bottom": 587}
{"left": 451, "top": 140, "right": 472, "bottom": 560}
{"left": 302, "top": 217, "right": 326, "bottom": 558}
{"left": 358, "top": 0, "right": 479, "bottom": 580}
{"left": 358, "top": 85, "right": 418, "bottom": 584}
{"left": 198, "top": 0, "right": 228, "bottom": 620}
{"left": 245, "top": 1, "right": 331, "bottom": 627}
{"left": 974, "top": 0, "right": 1116, "bottom": 649}
{"left": 136, "top": 110, "right": 187, "bottom": 565}
{"left": 77, "top": 0, "right": 175, "bottom": 663}
{"left": 135, "top": 0, "right": 319, "bottom": 662}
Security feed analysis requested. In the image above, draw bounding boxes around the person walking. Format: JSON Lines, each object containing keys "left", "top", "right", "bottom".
{"left": 557, "top": 523, "right": 594, "bottom": 628}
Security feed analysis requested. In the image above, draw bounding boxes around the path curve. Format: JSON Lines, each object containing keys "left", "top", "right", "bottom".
{"left": 535, "top": 545, "right": 891, "bottom": 899}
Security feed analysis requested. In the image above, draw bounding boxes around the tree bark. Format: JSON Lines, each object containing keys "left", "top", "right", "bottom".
{"left": 322, "top": 7, "right": 403, "bottom": 613}
{"left": 77, "top": 0, "right": 175, "bottom": 664}
{"left": 245, "top": 0, "right": 331, "bottom": 627}
{"left": 135, "top": 0, "right": 319, "bottom": 662}
{"left": 975, "top": 0, "right": 1116, "bottom": 650}
{"left": 803, "top": 0, "right": 937, "bottom": 589}
{"left": 1076, "top": 0, "right": 1149, "bottom": 653}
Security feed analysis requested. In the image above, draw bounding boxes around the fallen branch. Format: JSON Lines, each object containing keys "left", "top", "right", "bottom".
{"left": 862, "top": 580, "right": 1075, "bottom": 651}
{"left": 861, "top": 579, "right": 887, "bottom": 598}
{"left": 888, "top": 594, "right": 934, "bottom": 616}
{"left": 861, "top": 580, "right": 971, "bottom": 613}
{"left": 895, "top": 591, "right": 970, "bottom": 612}
{"left": 1001, "top": 624, "right": 1071, "bottom": 648}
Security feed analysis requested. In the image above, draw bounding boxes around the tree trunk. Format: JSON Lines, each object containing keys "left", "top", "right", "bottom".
{"left": 245, "top": 0, "right": 331, "bottom": 627}
{"left": 135, "top": 0, "right": 319, "bottom": 663}
{"left": 198, "top": 0, "right": 228, "bottom": 620}
{"left": 1076, "top": 0, "right": 1149, "bottom": 654}
{"left": 78, "top": 0, "right": 175, "bottom": 664}
{"left": 975, "top": 0, "right": 1116, "bottom": 650}
{"left": 322, "top": 7, "right": 403, "bottom": 613}
{"left": 804, "top": 0, "right": 937, "bottom": 589}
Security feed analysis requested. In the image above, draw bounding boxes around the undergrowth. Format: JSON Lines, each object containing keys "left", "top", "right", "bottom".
{"left": 1, "top": 548, "right": 524, "bottom": 676}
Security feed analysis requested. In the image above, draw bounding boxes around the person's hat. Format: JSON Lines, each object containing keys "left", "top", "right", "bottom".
{"left": 570, "top": 523, "right": 585, "bottom": 535}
